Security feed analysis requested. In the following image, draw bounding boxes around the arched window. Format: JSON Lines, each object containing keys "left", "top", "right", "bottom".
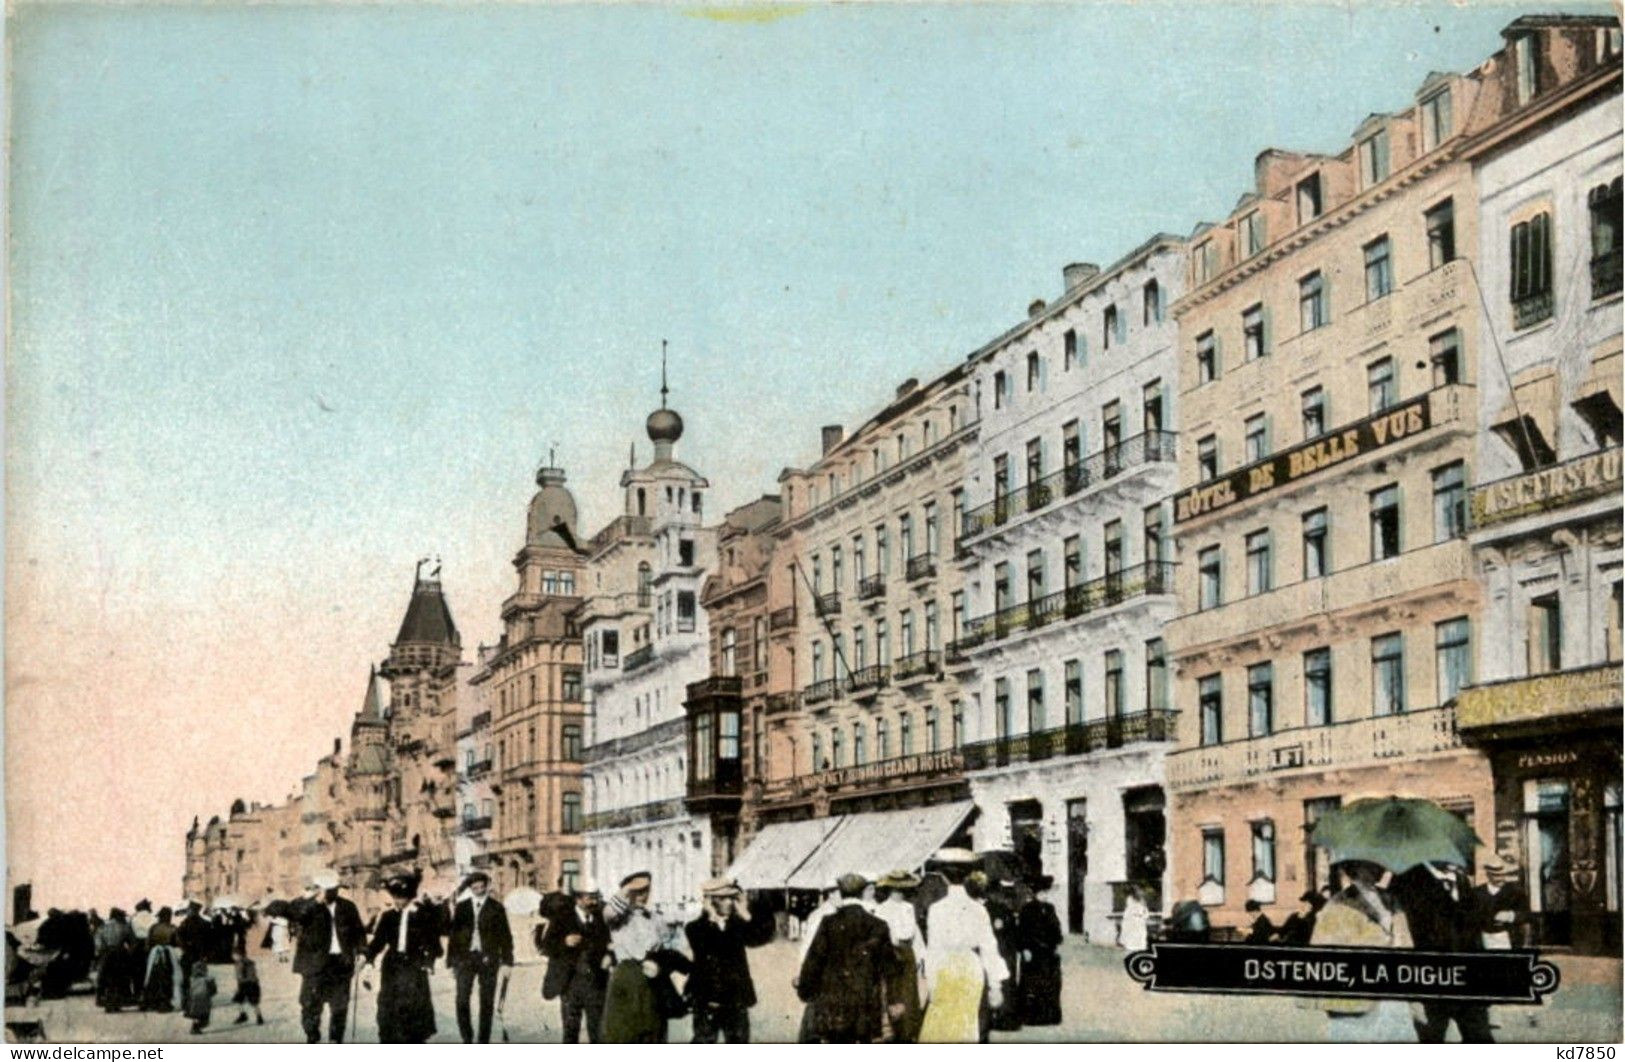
{"left": 637, "top": 488, "right": 647, "bottom": 516}
{"left": 638, "top": 562, "right": 653, "bottom": 607}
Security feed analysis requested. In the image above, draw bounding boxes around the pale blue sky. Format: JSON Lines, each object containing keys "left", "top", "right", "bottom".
{"left": 8, "top": 1, "right": 1594, "bottom": 905}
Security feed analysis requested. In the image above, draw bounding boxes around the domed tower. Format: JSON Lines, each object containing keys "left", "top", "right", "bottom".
{"left": 622, "top": 341, "right": 710, "bottom": 529}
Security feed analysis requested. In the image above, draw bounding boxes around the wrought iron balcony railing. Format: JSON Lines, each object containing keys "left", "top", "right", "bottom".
{"left": 803, "top": 678, "right": 839, "bottom": 705}
{"left": 961, "top": 710, "right": 1177, "bottom": 770}
{"left": 623, "top": 644, "right": 656, "bottom": 672}
{"left": 959, "top": 561, "right": 1175, "bottom": 651}
{"left": 765, "top": 690, "right": 802, "bottom": 716}
{"left": 769, "top": 606, "right": 797, "bottom": 631}
{"left": 1513, "top": 289, "right": 1554, "bottom": 329}
{"left": 961, "top": 430, "right": 1177, "bottom": 539}
{"left": 893, "top": 649, "right": 940, "bottom": 684}
{"left": 906, "top": 553, "right": 937, "bottom": 581}
{"left": 815, "top": 592, "right": 842, "bottom": 618}
{"left": 857, "top": 574, "right": 886, "bottom": 601}
{"left": 847, "top": 665, "right": 890, "bottom": 694}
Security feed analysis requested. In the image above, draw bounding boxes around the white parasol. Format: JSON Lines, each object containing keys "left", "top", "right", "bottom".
{"left": 502, "top": 887, "right": 542, "bottom": 916}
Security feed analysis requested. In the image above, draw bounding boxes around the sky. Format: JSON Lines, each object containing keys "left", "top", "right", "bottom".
{"left": 6, "top": 0, "right": 1597, "bottom": 909}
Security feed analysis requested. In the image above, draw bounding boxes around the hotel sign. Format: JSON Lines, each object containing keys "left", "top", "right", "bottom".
{"left": 1456, "top": 664, "right": 1623, "bottom": 732}
{"left": 1469, "top": 448, "right": 1622, "bottom": 530}
{"left": 1174, "top": 396, "right": 1431, "bottom": 523}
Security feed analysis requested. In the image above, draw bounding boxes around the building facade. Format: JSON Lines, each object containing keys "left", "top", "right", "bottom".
{"left": 1456, "top": 19, "right": 1622, "bottom": 955}
{"left": 469, "top": 461, "right": 589, "bottom": 895}
{"left": 581, "top": 391, "right": 720, "bottom": 909}
{"left": 956, "top": 238, "right": 1184, "bottom": 941}
{"left": 1163, "top": 53, "right": 1503, "bottom": 929}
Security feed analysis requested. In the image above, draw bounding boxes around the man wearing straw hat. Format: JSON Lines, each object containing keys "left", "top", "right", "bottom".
{"left": 291, "top": 873, "right": 365, "bottom": 1044}
{"left": 684, "top": 877, "right": 774, "bottom": 1043}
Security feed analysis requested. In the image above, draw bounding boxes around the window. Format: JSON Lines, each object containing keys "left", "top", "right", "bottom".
{"left": 1103, "top": 305, "right": 1119, "bottom": 350}
{"left": 1436, "top": 617, "right": 1471, "bottom": 704}
{"left": 1426, "top": 199, "right": 1456, "bottom": 268}
{"left": 831, "top": 545, "right": 844, "bottom": 591}
{"left": 678, "top": 538, "right": 696, "bottom": 567}
{"left": 721, "top": 628, "right": 738, "bottom": 676}
{"left": 1199, "top": 674, "right": 1223, "bottom": 746}
{"left": 1358, "top": 129, "right": 1390, "bottom": 187}
{"left": 1027, "top": 669, "right": 1046, "bottom": 732}
{"left": 1026, "top": 548, "right": 1046, "bottom": 602}
{"left": 1364, "top": 236, "right": 1393, "bottom": 301}
{"left": 1514, "top": 33, "right": 1538, "bottom": 105}
{"left": 1197, "top": 435, "right": 1219, "bottom": 481}
{"left": 1297, "top": 174, "right": 1322, "bottom": 224}
{"left": 853, "top": 721, "right": 866, "bottom": 766}
{"left": 1372, "top": 633, "right": 1406, "bottom": 716}
{"left": 1298, "top": 271, "right": 1327, "bottom": 332}
{"left": 1143, "top": 504, "right": 1165, "bottom": 566}
{"left": 1196, "top": 331, "right": 1218, "bottom": 384}
{"left": 1242, "top": 304, "right": 1266, "bottom": 361}
{"left": 677, "top": 590, "right": 697, "bottom": 631}
{"left": 1202, "top": 828, "right": 1226, "bottom": 885}
{"left": 812, "top": 732, "right": 824, "bottom": 771}
{"left": 1104, "top": 651, "right": 1124, "bottom": 720}
{"left": 1063, "top": 535, "right": 1082, "bottom": 590}
{"left": 563, "top": 669, "right": 582, "bottom": 702}
{"left": 1065, "top": 659, "right": 1084, "bottom": 725}
{"left": 1611, "top": 582, "right": 1623, "bottom": 664}
{"left": 1061, "top": 420, "right": 1082, "bottom": 473}
{"left": 1244, "top": 415, "right": 1268, "bottom": 462}
{"left": 720, "top": 712, "right": 740, "bottom": 760}
{"left": 1195, "top": 240, "right": 1219, "bottom": 284}
{"left": 1304, "top": 648, "right": 1333, "bottom": 726}
{"left": 1301, "top": 387, "right": 1326, "bottom": 438}
{"left": 1063, "top": 328, "right": 1079, "bottom": 370}
{"left": 1421, "top": 89, "right": 1452, "bottom": 151}
{"left": 952, "top": 701, "right": 964, "bottom": 747}
{"left": 1432, "top": 461, "right": 1467, "bottom": 541}
{"left": 1369, "top": 484, "right": 1400, "bottom": 560}
{"left": 899, "top": 514, "right": 914, "bottom": 561}
{"left": 876, "top": 718, "right": 890, "bottom": 760}
{"left": 1302, "top": 508, "right": 1329, "bottom": 578}
{"left": 811, "top": 641, "right": 824, "bottom": 683}
{"left": 926, "top": 706, "right": 941, "bottom": 752}
{"left": 1026, "top": 437, "right": 1044, "bottom": 488}
{"left": 1248, "top": 663, "right": 1274, "bottom": 736}
{"left": 924, "top": 601, "right": 940, "bottom": 651}
{"left": 1146, "top": 638, "right": 1168, "bottom": 712}
{"left": 1103, "top": 520, "right": 1124, "bottom": 583}
{"left": 853, "top": 535, "right": 866, "bottom": 583}
{"left": 1252, "top": 820, "right": 1277, "bottom": 883}
{"left": 852, "top": 627, "right": 867, "bottom": 671}
{"left": 899, "top": 712, "right": 912, "bottom": 756}
{"left": 831, "top": 726, "right": 845, "bottom": 768}
{"left": 924, "top": 503, "right": 940, "bottom": 558}
{"left": 1591, "top": 177, "right": 1623, "bottom": 299}
{"left": 562, "top": 723, "right": 583, "bottom": 761}
{"left": 1511, "top": 212, "right": 1554, "bottom": 327}
{"left": 1368, "top": 357, "right": 1397, "bottom": 413}
{"left": 1430, "top": 328, "right": 1460, "bottom": 387}
{"left": 561, "top": 792, "right": 583, "bottom": 834}
{"left": 1241, "top": 210, "right": 1266, "bottom": 257}
{"left": 1143, "top": 380, "right": 1164, "bottom": 433}
{"left": 995, "top": 678, "right": 1013, "bottom": 738}
{"left": 1143, "top": 279, "right": 1162, "bottom": 324}
{"left": 1245, "top": 530, "right": 1273, "bottom": 595}
{"left": 1198, "top": 546, "right": 1222, "bottom": 610}
{"left": 753, "top": 617, "right": 767, "bottom": 672}
{"left": 994, "top": 370, "right": 1007, "bottom": 409}
{"left": 876, "top": 618, "right": 890, "bottom": 665}
{"left": 875, "top": 524, "right": 889, "bottom": 576}
{"left": 1027, "top": 351, "right": 1042, "bottom": 392}
{"left": 1529, "top": 593, "right": 1562, "bottom": 675}
{"left": 901, "top": 610, "right": 916, "bottom": 656}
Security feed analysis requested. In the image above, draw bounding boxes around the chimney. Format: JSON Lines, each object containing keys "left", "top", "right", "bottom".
{"left": 1063, "top": 262, "right": 1100, "bottom": 291}
{"left": 895, "top": 378, "right": 919, "bottom": 400}
{"left": 333, "top": 737, "right": 341, "bottom": 757}
{"left": 1028, "top": 298, "right": 1048, "bottom": 318}
{"left": 821, "top": 425, "right": 844, "bottom": 454}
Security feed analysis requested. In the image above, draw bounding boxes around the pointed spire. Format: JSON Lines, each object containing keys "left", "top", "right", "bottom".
{"left": 660, "top": 338, "right": 669, "bottom": 409}
{"left": 360, "top": 665, "right": 388, "bottom": 722}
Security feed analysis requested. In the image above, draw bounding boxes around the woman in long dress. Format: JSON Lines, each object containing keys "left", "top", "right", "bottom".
{"left": 1310, "top": 859, "right": 1414, "bottom": 1042}
{"left": 918, "top": 851, "right": 1010, "bottom": 1044}
{"left": 1015, "top": 876, "right": 1062, "bottom": 1027}
{"left": 93, "top": 909, "right": 137, "bottom": 1012}
{"left": 364, "top": 873, "right": 441, "bottom": 1044}
{"left": 1118, "top": 886, "right": 1149, "bottom": 952}
{"left": 142, "top": 908, "right": 178, "bottom": 1013}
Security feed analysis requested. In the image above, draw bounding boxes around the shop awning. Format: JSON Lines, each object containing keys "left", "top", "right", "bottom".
{"left": 786, "top": 800, "right": 976, "bottom": 891}
{"left": 1491, "top": 369, "right": 1559, "bottom": 467}
{"left": 725, "top": 816, "right": 845, "bottom": 890}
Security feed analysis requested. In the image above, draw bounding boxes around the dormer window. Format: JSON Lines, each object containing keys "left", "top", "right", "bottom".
{"left": 1241, "top": 210, "right": 1266, "bottom": 258}
{"left": 1514, "top": 33, "right": 1538, "bottom": 105}
{"left": 1194, "top": 240, "right": 1219, "bottom": 284}
{"left": 1359, "top": 128, "right": 1390, "bottom": 188}
{"left": 1420, "top": 89, "right": 1452, "bottom": 151}
{"left": 1297, "top": 174, "right": 1323, "bottom": 225}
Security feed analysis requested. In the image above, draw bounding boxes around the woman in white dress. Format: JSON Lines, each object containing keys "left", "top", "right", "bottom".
{"left": 1117, "top": 886, "right": 1149, "bottom": 952}
{"left": 1309, "top": 859, "right": 1414, "bottom": 1042}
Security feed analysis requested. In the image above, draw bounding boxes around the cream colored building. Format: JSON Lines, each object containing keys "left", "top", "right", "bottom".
{"left": 957, "top": 237, "right": 1184, "bottom": 941}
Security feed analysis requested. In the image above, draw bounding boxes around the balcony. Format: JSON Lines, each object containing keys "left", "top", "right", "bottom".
{"left": 765, "top": 690, "right": 802, "bottom": 716}
{"left": 858, "top": 574, "right": 887, "bottom": 602}
{"left": 623, "top": 644, "right": 656, "bottom": 672}
{"left": 352, "top": 808, "right": 388, "bottom": 822}
{"left": 470, "top": 711, "right": 491, "bottom": 731}
{"left": 1593, "top": 253, "right": 1623, "bottom": 300}
{"left": 1457, "top": 663, "right": 1621, "bottom": 737}
{"left": 457, "top": 815, "right": 492, "bottom": 834}
{"left": 847, "top": 664, "right": 890, "bottom": 696}
{"left": 961, "top": 430, "right": 1178, "bottom": 540}
{"left": 1166, "top": 705, "right": 1463, "bottom": 793}
{"left": 396, "top": 736, "right": 424, "bottom": 756}
{"left": 961, "top": 710, "right": 1177, "bottom": 771}
{"left": 815, "top": 592, "right": 842, "bottom": 618}
{"left": 763, "top": 748, "right": 966, "bottom": 803}
{"left": 583, "top": 796, "right": 685, "bottom": 833}
{"left": 687, "top": 675, "right": 743, "bottom": 700}
{"left": 465, "top": 759, "right": 493, "bottom": 779}
{"left": 893, "top": 650, "right": 940, "bottom": 685}
{"left": 962, "top": 562, "right": 1175, "bottom": 651}
{"left": 1469, "top": 446, "right": 1622, "bottom": 532}
{"left": 906, "top": 553, "right": 937, "bottom": 582}
{"left": 803, "top": 678, "right": 839, "bottom": 705}
{"left": 1514, "top": 289, "right": 1555, "bottom": 329}
{"left": 770, "top": 606, "right": 797, "bottom": 631}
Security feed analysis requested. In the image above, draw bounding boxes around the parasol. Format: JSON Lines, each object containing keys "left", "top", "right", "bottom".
{"left": 1310, "top": 796, "right": 1480, "bottom": 874}
{"left": 503, "top": 887, "right": 543, "bottom": 916}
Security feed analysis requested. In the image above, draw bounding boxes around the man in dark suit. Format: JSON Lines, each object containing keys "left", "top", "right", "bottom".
{"left": 684, "top": 877, "right": 775, "bottom": 1043}
{"left": 291, "top": 878, "right": 366, "bottom": 1044}
{"left": 445, "top": 872, "right": 513, "bottom": 1044}
{"left": 796, "top": 872, "right": 899, "bottom": 1043}
{"left": 1391, "top": 860, "right": 1493, "bottom": 1043}
{"left": 539, "top": 878, "right": 612, "bottom": 1043}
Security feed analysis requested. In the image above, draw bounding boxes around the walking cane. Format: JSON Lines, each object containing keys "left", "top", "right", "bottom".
{"left": 496, "top": 966, "right": 512, "bottom": 1043}
{"left": 348, "top": 960, "right": 365, "bottom": 1043}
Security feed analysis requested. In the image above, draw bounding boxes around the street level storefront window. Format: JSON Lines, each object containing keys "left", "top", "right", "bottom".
{"left": 1432, "top": 461, "right": 1467, "bottom": 541}
{"left": 1202, "top": 829, "right": 1227, "bottom": 892}
{"left": 1198, "top": 546, "right": 1223, "bottom": 610}
{"left": 1371, "top": 632, "right": 1406, "bottom": 716}
{"left": 1304, "top": 647, "right": 1333, "bottom": 726}
{"left": 1435, "top": 617, "right": 1471, "bottom": 704}
{"left": 1199, "top": 674, "right": 1223, "bottom": 746}
{"left": 1426, "top": 199, "right": 1456, "bottom": 268}
{"left": 1248, "top": 662, "right": 1274, "bottom": 737}
{"left": 1251, "top": 820, "right": 1277, "bottom": 886}
{"left": 1369, "top": 484, "right": 1401, "bottom": 560}
{"left": 1302, "top": 507, "right": 1329, "bottom": 578}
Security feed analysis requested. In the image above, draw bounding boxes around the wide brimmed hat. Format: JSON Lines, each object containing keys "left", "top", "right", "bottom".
{"left": 700, "top": 877, "right": 741, "bottom": 899}
{"left": 384, "top": 874, "right": 420, "bottom": 900}
{"left": 461, "top": 871, "right": 491, "bottom": 889}
{"left": 933, "top": 847, "right": 976, "bottom": 866}
{"left": 877, "top": 870, "right": 921, "bottom": 890}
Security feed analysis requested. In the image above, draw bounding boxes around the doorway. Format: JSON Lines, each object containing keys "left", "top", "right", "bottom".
{"left": 1066, "top": 799, "right": 1087, "bottom": 934}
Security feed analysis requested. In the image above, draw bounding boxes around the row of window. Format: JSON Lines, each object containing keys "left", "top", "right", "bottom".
{"left": 494, "top": 668, "right": 584, "bottom": 715}
{"left": 990, "top": 641, "right": 1170, "bottom": 737}
{"left": 809, "top": 601, "right": 946, "bottom": 681}
{"left": 989, "top": 383, "right": 1167, "bottom": 496}
{"left": 807, "top": 702, "right": 964, "bottom": 772}
{"left": 797, "top": 406, "right": 964, "bottom": 512}
{"left": 469, "top": 723, "right": 586, "bottom": 772}
{"left": 989, "top": 517, "right": 1166, "bottom": 612}
{"left": 466, "top": 790, "right": 583, "bottom": 835}
{"left": 716, "top": 620, "right": 770, "bottom": 678}
{"left": 989, "top": 281, "right": 1168, "bottom": 413}
{"left": 809, "top": 504, "right": 949, "bottom": 594}
{"left": 1194, "top": 461, "right": 1466, "bottom": 609}
{"left": 1194, "top": 620, "right": 1470, "bottom": 746}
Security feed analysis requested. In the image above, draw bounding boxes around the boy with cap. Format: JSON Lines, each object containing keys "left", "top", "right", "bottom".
{"left": 684, "top": 877, "right": 775, "bottom": 1043}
